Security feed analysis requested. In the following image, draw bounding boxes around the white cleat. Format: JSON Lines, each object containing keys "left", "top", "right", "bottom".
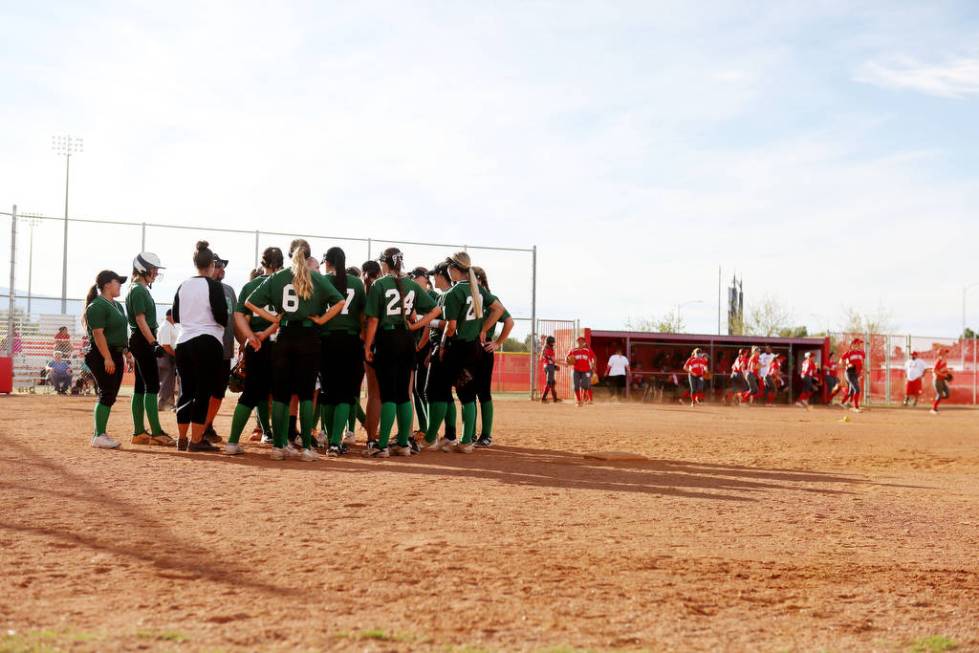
{"left": 283, "top": 444, "right": 302, "bottom": 459}
{"left": 91, "top": 434, "right": 120, "bottom": 449}
{"left": 455, "top": 442, "right": 474, "bottom": 454}
{"left": 270, "top": 447, "right": 285, "bottom": 460}
{"left": 223, "top": 443, "right": 245, "bottom": 456}
{"left": 314, "top": 432, "right": 328, "bottom": 448}
{"left": 343, "top": 429, "right": 356, "bottom": 445}
{"left": 422, "top": 438, "right": 441, "bottom": 450}
{"left": 850, "top": 407, "right": 862, "bottom": 413}
{"left": 929, "top": 409, "right": 939, "bottom": 415}
{"left": 392, "top": 445, "right": 412, "bottom": 457}
{"left": 439, "top": 439, "right": 457, "bottom": 453}
{"left": 301, "top": 448, "right": 320, "bottom": 462}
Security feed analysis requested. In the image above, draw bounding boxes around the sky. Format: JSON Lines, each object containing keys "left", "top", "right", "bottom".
{"left": 2, "top": 0, "right": 978, "bottom": 337}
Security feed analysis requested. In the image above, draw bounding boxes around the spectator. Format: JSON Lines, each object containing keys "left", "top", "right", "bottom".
{"left": 46, "top": 351, "right": 72, "bottom": 394}
{"left": 202, "top": 252, "right": 237, "bottom": 442}
{"left": 903, "top": 351, "right": 925, "bottom": 407}
{"left": 54, "top": 326, "right": 72, "bottom": 357}
{"left": 157, "top": 309, "right": 180, "bottom": 411}
{"left": 605, "top": 347, "right": 630, "bottom": 400}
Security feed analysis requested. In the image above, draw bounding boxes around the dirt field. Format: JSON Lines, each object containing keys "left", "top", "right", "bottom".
{"left": 1, "top": 394, "right": 978, "bottom": 652}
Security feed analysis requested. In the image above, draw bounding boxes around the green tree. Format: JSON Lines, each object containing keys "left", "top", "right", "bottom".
{"left": 744, "top": 295, "right": 793, "bottom": 337}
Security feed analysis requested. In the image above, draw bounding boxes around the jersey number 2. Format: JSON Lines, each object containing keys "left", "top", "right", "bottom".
{"left": 385, "top": 289, "right": 415, "bottom": 316}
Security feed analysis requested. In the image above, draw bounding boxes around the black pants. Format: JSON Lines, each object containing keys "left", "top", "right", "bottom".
{"left": 212, "top": 359, "right": 232, "bottom": 399}
{"left": 239, "top": 341, "right": 274, "bottom": 409}
{"left": 86, "top": 348, "right": 124, "bottom": 407}
{"left": 374, "top": 327, "right": 414, "bottom": 404}
{"left": 446, "top": 339, "right": 483, "bottom": 404}
{"left": 413, "top": 341, "right": 431, "bottom": 404}
{"left": 272, "top": 326, "right": 320, "bottom": 403}
{"left": 320, "top": 331, "right": 364, "bottom": 405}
{"left": 176, "top": 335, "right": 224, "bottom": 425}
{"left": 129, "top": 330, "right": 160, "bottom": 394}
{"left": 608, "top": 375, "right": 626, "bottom": 398}
{"left": 426, "top": 345, "right": 453, "bottom": 403}
{"left": 475, "top": 345, "right": 494, "bottom": 403}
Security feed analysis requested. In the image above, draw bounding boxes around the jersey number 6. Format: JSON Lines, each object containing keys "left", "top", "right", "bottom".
{"left": 282, "top": 284, "right": 299, "bottom": 313}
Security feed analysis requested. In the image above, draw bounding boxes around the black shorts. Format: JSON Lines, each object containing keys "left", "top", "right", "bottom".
{"left": 129, "top": 330, "right": 160, "bottom": 394}
{"left": 425, "top": 345, "right": 453, "bottom": 403}
{"left": 373, "top": 327, "right": 415, "bottom": 404}
{"left": 446, "top": 338, "right": 483, "bottom": 404}
{"left": 320, "top": 331, "right": 364, "bottom": 405}
{"left": 176, "top": 335, "right": 225, "bottom": 425}
{"left": 475, "top": 345, "right": 493, "bottom": 403}
{"left": 272, "top": 325, "right": 321, "bottom": 403}
{"left": 240, "top": 340, "right": 274, "bottom": 409}
{"left": 86, "top": 347, "right": 125, "bottom": 408}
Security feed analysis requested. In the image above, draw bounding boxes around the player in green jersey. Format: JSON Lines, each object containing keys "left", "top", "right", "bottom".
{"left": 433, "top": 252, "right": 505, "bottom": 453}
{"left": 473, "top": 266, "right": 514, "bottom": 448}
{"left": 222, "top": 247, "right": 283, "bottom": 455}
{"left": 126, "top": 252, "right": 173, "bottom": 447}
{"left": 319, "top": 246, "right": 367, "bottom": 457}
{"left": 410, "top": 266, "right": 437, "bottom": 445}
{"left": 420, "top": 261, "right": 455, "bottom": 449}
{"left": 245, "top": 239, "right": 345, "bottom": 461}
{"left": 84, "top": 270, "right": 132, "bottom": 449}
{"left": 362, "top": 247, "right": 440, "bottom": 457}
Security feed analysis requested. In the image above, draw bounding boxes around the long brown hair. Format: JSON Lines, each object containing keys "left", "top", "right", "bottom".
{"left": 448, "top": 251, "right": 482, "bottom": 319}
{"left": 288, "top": 239, "right": 313, "bottom": 300}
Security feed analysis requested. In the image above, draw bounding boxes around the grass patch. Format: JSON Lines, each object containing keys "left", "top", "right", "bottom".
{"left": 336, "top": 629, "right": 414, "bottom": 643}
{"left": 909, "top": 636, "right": 957, "bottom": 653}
{"left": 1, "top": 629, "right": 108, "bottom": 653}
{"left": 135, "top": 629, "right": 188, "bottom": 643}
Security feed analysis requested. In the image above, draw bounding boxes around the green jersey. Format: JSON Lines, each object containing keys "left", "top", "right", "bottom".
{"left": 364, "top": 275, "right": 437, "bottom": 328}
{"left": 443, "top": 281, "right": 497, "bottom": 342}
{"left": 413, "top": 288, "right": 440, "bottom": 343}
{"left": 86, "top": 296, "right": 129, "bottom": 349}
{"left": 125, "top": 283, "right": 158, "bottom": 333}
{"left": 486, "top": 306, "right": 511, "bottom": 340}
{"left": 236, "top": 275, "right": 275, "bottom": 332}
{"left": 321, "top": 274, "right": 366, "bottom": 334}
{"left": 246, "top": 269, "right": 343, "bottom": 323}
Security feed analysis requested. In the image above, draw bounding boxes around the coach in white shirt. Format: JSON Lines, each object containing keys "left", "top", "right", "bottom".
{"left": 156, "top": 309, "right": 180, "bottom": 410}
{"left": 605, "top": 348, "right": 630, "bottom": 400}
{"left": 903, "top": 351, "right": 926, "bottom": 407}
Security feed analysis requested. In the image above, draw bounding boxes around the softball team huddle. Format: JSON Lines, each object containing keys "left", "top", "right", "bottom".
{"left": 82, "top": 239, "right": 514, "bottom": 460}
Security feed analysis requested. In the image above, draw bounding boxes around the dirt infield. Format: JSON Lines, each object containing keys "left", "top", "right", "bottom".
{"left": 2, "top": 395, "right": 978, "bottom": 652}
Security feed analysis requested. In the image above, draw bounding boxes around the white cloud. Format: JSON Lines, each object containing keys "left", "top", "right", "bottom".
{"left": 856, "top": 54, "right": 979, "bottom": 98}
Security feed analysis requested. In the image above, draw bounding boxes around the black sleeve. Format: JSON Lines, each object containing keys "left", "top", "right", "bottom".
{"left": 172, "top": 286, "right": 181, "bottom": 324}
{"left": 207, "top": 278, "right": 228, "bottom": 327}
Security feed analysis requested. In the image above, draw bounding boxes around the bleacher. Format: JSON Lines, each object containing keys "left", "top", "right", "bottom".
{"left": 0, "top": 313, "right": 85, "bottom": 392}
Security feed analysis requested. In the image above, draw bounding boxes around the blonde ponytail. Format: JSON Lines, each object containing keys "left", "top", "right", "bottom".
{"left": 450, "top": 251, "right": 482, "bottom": 319}
{"left": 290, "top": 239, "right": 313, "bottom": 300}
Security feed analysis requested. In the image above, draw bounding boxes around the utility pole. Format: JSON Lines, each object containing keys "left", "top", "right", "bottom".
{"left": 52, "top": 134, "right": 83, "bottom": 314}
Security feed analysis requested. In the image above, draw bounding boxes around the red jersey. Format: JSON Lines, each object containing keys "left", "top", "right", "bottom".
{"left": 770, "top": 357, "right": 783, "bottom": 375}
{"left": 746, "top": 353, "right": 761, "bottom": 376}
{"left": 684, "top": 355, "right": 708, "bottom": 377}
{"left": 934, "top": 358, "right": 949, "bottom": 380}
{"left": 541, "top": 346, "right": 557, "bottom": 367}
{"left": 801, "top": 358, "right": 818, "bottom": 378}
{"left": 823, "top": 360, "right": 837, "bottom": 377}
{"left": 568, "top": 346, "right": 596, "bottom": 372}
{"left": 843, "top": 348, "right": 865, "bottom": 374}
{"left": 731, "top": 354, "right": 747, "bottom": 374}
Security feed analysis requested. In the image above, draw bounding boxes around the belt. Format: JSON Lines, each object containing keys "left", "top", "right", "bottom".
{"left": 381, "top": 324, "right": 407, "bottom": 331}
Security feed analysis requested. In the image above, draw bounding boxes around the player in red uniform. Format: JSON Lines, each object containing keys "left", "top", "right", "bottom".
{"left": 930, "top": 349, "right": 951, "bottom": 414}
{"left": 766, "top": 354, "right": 785, "bottom": 405}
{"left": 823, "top": 352, "right": 841, "bottom": 405}
{"left": 567, "top": 336, "right": 596, "bottom": 406}
{"left": 796, "top": 351, "right": 818, "bottom": 409}
{"left": 540, "top": 336, "right": 560, "bottom": 403}
{"left": 840, "top": 338, "right": 866, "bottom": 412}
{"left": 726, "top": 348, "right": 748, "bottom": 404}
{"left": 740, "top": 346, "right": 762, "bottom": 404}
{"left": 683, "top": 348, "right": 709, "bottom": 406}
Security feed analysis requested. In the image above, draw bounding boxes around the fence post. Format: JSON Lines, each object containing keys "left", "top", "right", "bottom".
{"left": 885, "top": 335, "right": 891, "bottom": 405}
{"left": 530, "top": 245, "right": 537, "bottom": 400}
{"left": 367, "top": 238, "right": 372, "bottom": 261}
{"left": 865, "top": 330, "right": 871, "bottom": 405}
{"left": 6, "top": 205, "right": 16, "bottom": 356}
{"left": 141, "top": 222, "right": 146, "bottom": 251}
{"left": 973, "top": 335, "right": 977, "bottom": 405}
{"left": 254, "top": 230, "right": 260, "bottom": 267}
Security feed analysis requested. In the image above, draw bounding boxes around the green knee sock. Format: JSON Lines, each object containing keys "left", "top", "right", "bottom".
{"left": 461, "top": 402, "right": 477, "bottom": 444}
{"left": 144, "top": 393, "right": 164, "bottom": 435}
{"left": 413, "top": 392, "right": 428, "bottom": 432}
{"left": 320, "top": 403, "right": 336, "bottom": 440}
{"left": 396, "top": 401, "right": 413, "bottom": 447}
{"left": 256, "top": 401, "right": 271, "bottom": 435}
{"left": 131, "top": 393, "right": 146, "bottom": 434}
{"left": 355, "top": 402, "right": 367, "bottom": 427}
{"left": 331, "top": 403, "right": 350, "bottom": 446}
{"left": 378, "top": 402, "right": 397, "bottom": 448}
{"left": 94, "top": 402, "right": 111, "bottom": 436}
{"left": 228, "top": 402, "right": 253, "bottom": 444}
{"left": 445, "top": 400, "right": 457, "bottom": 437}
{"left": 272, "top": 400, "right": 289, "bottom": 448}
{"left": 425, "top": 401, "right": 447, "bottom": 443}
{"left": 480, "top": 400, "right": 494, "bottom": 438}
{"left": 300, "top": 400, "right": 315, "bottom": 449}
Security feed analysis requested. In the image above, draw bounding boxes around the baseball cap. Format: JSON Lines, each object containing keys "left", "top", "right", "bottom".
{"left": 96, "top": 270, "right": 127, "bottom": 288}
{"left": 212, "top": 252, "right": 229, "bottom": 267}
{"left": 410, "top": 266, "right": 430, "bottom": 279}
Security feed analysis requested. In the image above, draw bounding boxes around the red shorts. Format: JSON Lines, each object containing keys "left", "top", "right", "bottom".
{"left": 905, "top": 378, "right": 923, "bottom": 396}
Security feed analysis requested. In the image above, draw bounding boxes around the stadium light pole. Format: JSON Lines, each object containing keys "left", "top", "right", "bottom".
{"left": 22, "top": 213, "right": 42, "bottom": 316}
{"left": 674, "top": 299, "right": 703, "bottom": 333}
{"left": 52, "top": 134, "right": 83, "bottom": 314}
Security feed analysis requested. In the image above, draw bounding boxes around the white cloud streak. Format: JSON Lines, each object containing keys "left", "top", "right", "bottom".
{"left": 856, "top": 54, "right": 979, "bottom": 98}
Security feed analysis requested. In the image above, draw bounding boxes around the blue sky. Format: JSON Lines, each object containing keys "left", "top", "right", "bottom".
{"left": 2, "top": 1, "right": 978, "bottom": 336}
